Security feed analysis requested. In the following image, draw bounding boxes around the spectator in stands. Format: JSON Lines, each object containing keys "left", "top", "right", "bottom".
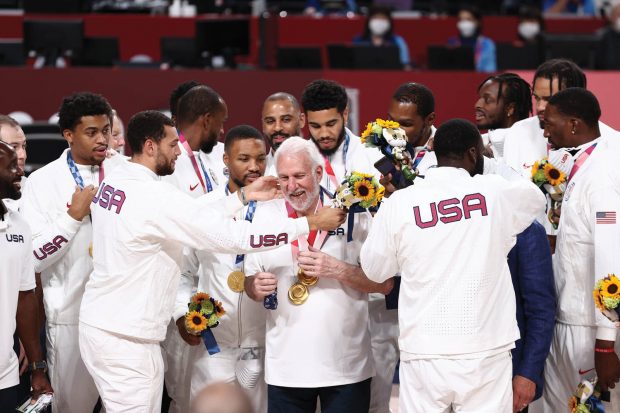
{"left": 353, "top": 7, "right": 412, "bottom": 69}
{"left": 543, "top": 0, "right": 595, "bottom": 16}
{"left": 304, "top": 0, "right": 357, "bottom": 15}
{"left": 516, "top": 6, "right": 545, "bottom": 46}
{"left": 596, "top": 2, "right": 620, "bottom": 69}
{"left": 448, "top": 5, "right": 497, "bottom": 73}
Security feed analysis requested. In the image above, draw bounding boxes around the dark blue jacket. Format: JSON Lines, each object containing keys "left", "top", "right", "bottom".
{"left": 508, "top": 221, "right": 556, "bottom": 400}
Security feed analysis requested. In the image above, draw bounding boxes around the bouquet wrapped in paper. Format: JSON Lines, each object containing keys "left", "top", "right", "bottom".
{"left": 332, "top": 171, "right": 384, "bottom": 210}
{"left": 361, "top": 119, "right": 417, "bottom": 182}
{"left": 568, "top": 377, "right": 606, "bottom": 413}
{"left": 531, "top": 149, "right": 574, "bottom": 228}
{"left": 593, "top": 274, "right": 620, "bottom": 326}
{"left": 185, "top": 292, "right": 225, "bottom": 354}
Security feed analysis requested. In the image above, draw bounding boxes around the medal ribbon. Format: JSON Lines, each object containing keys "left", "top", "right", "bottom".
{"left": 197, "top": 154, "right": 214, "bottom": 193}
{"left": 67, "top": 150, "right": 104, "bottom": 189}
{"left": 179, "top": 132, "right": 207, "bottom": 193}
{"left": 412, "top": 148, "right": 427, "bottom": 171}
{"left": 224, "top": 184, "right": 256, "bottom": 266}
{"left": 322, "top": 133, "right": 350, "bottom": 190}
{"left": 568, "top": 143, "right": 597, "bottom": 182}
{"left": 285, "top": 191, "right": 327, "bottom": 269}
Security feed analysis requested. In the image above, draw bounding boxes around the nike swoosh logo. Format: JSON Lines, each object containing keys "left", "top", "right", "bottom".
{"left": 190, "top": 183, "right": 199, "bottom": 191}
{"left": 579, "top": 368, "right": 595, "bottom": 375}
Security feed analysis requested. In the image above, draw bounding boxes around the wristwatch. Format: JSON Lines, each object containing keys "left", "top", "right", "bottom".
{"left": 30, "top": 360, "right": 48, "bottom": 373}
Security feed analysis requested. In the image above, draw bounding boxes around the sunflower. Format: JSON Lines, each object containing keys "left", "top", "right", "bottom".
{"left": 376, "top": 118, "right": 400, "bottom": 129}
{"left": 353, "top": 179, "right": 376, "bottom": 202}
{"left": 593, "top": 289, "right": 606, "bottom": 312}
{"left": 214, "top": 300, "right": 226, "bottom": 317}
{"left": 375, "top": 184, "right": 385, "bottom": 202}
{"left": 600, "top": 275, "right": 620, "bottom": 299}
{"left": 543, "top": 162, "right": 566, "bottom": 186}
{"left": 185, "top": 311, "right": 208, "bottom": 334}
{"left": 568, "top": 396, "right": 578, "bottom": 413}
{"left": 360, "top": 122, "right": 373, "bottom": 143}
{"left": 192, "top": 292, "right": 211, "bottom": 305}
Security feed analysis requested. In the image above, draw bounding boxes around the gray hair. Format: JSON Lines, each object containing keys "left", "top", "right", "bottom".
{"left": 274, "top": 136, "right": 324, "bottom": 173}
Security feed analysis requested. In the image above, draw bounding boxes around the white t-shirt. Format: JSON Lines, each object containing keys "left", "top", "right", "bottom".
{"left": 361, "top": 167, "right": 546, "bottom": 359}
{"left": 0, "top": 208, "right": 36, "bottom": 389}
{"left": 80, "top": 161, "right": 310, "bottom": 342}
{"left": 245, "top": 198, "right": 375, "bottom": 388}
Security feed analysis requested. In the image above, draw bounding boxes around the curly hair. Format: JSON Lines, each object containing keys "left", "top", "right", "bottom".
{"left": 58, "top": 92, "right": 113, "bottom": 132}
{"left": 301, "top": 79, "right": 348, "bottom": 114}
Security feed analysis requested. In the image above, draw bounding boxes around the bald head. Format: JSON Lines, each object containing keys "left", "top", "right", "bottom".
{"left": 191, "top": 382, "right": 253, "bottom": 413}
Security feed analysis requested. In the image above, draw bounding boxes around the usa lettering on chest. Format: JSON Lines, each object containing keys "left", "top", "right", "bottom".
{"left": 250, "top": 233, "right": 288, "bottom": 248}
{"left": 5, "top": 234, "right": 24, "bottom": 243}
{"left": 93, "top": 183, "right": 126, "bottom": 214}
{"left": 414, "top": 193, "right": 488, "bottom": 229}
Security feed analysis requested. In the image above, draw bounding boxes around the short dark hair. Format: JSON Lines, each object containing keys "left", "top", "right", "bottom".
{"left": 301, "top": 79, "right": 348, "bottom": 114}
{"left": 392, "top": 82, "right": 435, "bottom": 118}
{"left": 434, "top": 119, "right": 481, "bottom": 160}
{"left": 548, "top": 87, "right": 601, "bottom": 128}
{"left": 264, "top": 92, "right": 301, "bottom": 111}
{"left": 360, "top": 7, "right": 395, "bottom": 40}
{"left": 478, "top": 73, "right": 532, "bottom": 121}
{"left": 224, "top": 125, "right": 264, "bottom": 153}
{"left": 533, "top": 59, "right": 586, "bottom": 94}
{"left": 127, "top": 110, "right": 175, "bottom": 155}
{"left": 58, "top": 92, "right": 113, "bottom": 132}
{"left": 169, "top": 80, "right": 201, "bottom": 118}
{"left": 176, "top": 85, "right": 224, "bottom": 127}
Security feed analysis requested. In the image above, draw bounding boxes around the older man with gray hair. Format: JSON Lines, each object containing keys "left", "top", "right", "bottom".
{"left": 244, "top": 136, "right": 392, "bottom": 413}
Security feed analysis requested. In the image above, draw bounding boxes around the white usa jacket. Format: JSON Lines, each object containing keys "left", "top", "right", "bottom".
{"left": 20, "top": 149, "right": 126, "bottom": 325}
{"left": 361, "top": 167, "right": 546, "bottom": 358}
{"left": 245, "top": 198, "right": 375, "bottom": 388}
{"left": 554, "top": 135, "right": 620, "bottom": 340}
{"left": 163, "top": 141, "right": 225, "bottom": 197}
{"left": 79, "top": 161, "right": 310, "bottom": 342}
{"left": 174, "top": 184, "right": 266, "bottom": 349}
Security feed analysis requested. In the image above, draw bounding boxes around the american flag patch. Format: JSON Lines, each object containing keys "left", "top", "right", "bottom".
{"left": 596, "top": 212, "right": 617, "bottom": 224}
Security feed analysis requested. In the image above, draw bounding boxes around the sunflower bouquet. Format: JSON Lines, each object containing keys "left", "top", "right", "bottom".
{"left": 360, "top": 119, "right": 417, "bottom": 182}
{"left": 593, "top": 274, "right": 620, "bottom": 326}
{"left": 332, "top": 171, "right": 385, "bottom": 210}
{"left": 568, "top": 378, "right": 606, "bottom": 413}
{"left": 531, "top": 149, "right": 574, "bottom": 229}
{"left": 185, "top": 292, "right": 225, "bottom": 354}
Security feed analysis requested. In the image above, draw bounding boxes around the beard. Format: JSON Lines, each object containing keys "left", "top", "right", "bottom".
{"left": 284, "top": 179, "right": 320, "bottom": 213}
{"left": 155, "top": 153, "right": 175, "bottom": 176}
{"left": 200, "top": 129, "right": 219, "bottom": 154}
{"left": 2, "top": 182, "right": 21, "bottom": 200}
{"left": 316, "top": 126, "right": 346, "bottom": 157}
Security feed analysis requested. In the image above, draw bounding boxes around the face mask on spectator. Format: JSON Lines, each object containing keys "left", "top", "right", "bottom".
{"left": 457, "top": 20, "right": 476, "bottom": 37}
{"left": 518, "top": 22, "right": 540, "bottom": 40}
{"left": 369, "top": 18, "right": 390, "bottom": 36}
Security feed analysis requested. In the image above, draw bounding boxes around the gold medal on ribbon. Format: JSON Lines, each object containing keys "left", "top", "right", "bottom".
{"left": 297, "top": 268, "right": 317, "bottom": 287}
{"left": 288, "top": 282, "right": 309, "bottom": 305}
{"left": 88, "top": 243, "right": 93, "bottom": 258}
{"left": 227, "top": 270, "right": 245, "bottom": 293}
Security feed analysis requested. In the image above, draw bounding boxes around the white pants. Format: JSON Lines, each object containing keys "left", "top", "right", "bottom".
{"left": 47, "top": 323, "right": 100, "bottom": 413}
{"left": 368, "top": 298, "right": 399, "bottom": 413}
{"left": 191, "top": 346, "right": 267, "bottom": 413}
{"left": 79, "top": 323, "right": 164, "bottom": 413}
{"left": 400, "top": 352, "right": 512, "bottom": 413}
{"left": 162, "top": 320, "right": 196, "bottom": 413}
{"left": 530, "top": 323, "right": 620, "bottom": 413}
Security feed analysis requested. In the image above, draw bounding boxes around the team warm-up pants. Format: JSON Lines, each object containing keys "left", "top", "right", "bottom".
{"left": 400, "top": 352, "right": 512, "bottom": 413}
{"left": 530, "top": 323, "right": 620, "bottom": 413}
{"left": 368, "top": 298, "right": 399, "bottom": 413}
{"left": 79, "top": 323, "right": 164, "bottom": 413}
{"left": 47, "top": 323, "right": 100, "bottom": 413}
{"left": 191, "top": 346, "right": 267, "bottom": 413}
{"left": 162, "top": 320, "right": 196, "bottom": 413}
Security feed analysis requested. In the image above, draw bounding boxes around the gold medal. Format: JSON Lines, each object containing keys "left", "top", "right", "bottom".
{"left": 88, "top": 243, "right": 93, "bottom": 258}
{"left": 297, "top": 268, "right": 317, "bottom": 287}
{"left": 288, "top": 282, "right": 309, "bottom": 305}
{"left": 227, "top": 271, "right": 245, "bottom": 293}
